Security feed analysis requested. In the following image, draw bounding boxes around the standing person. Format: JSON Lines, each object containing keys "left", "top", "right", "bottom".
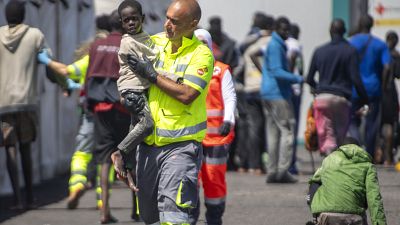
{"left": 306, "top": 19, "right": 369, "bottom": 156}
{"left": 348, "top": 14, "right": 391, "bottom": 160}
{"left": 66, "top": 16, "right": 111, "bottom": 210}
{"left": 0, "top": 0, "right": 67, "bottom": 209}
{"left": 85, "top": 10, "right": 131, "bottom": 224}
{"left": 208, "top": 16, "right": 239, "bottom": 70}
{"left": 239, "top": 12, "right": 274, "bottom": 54}
{"left": 191, "top": 28, "right": 236, "bottom": 225}
{"left": 260, "top": 17, "right": 303, "bottom": 183}
{"left": 307, "top": 137, "right": 387, "bottom": 225}
{"left": 230, "top": 13, "right": 274, "bottom": 173}
{"left": 123, "top": 0, "right": 214, "bottom": 224}
{"left": 286, "top": 23, "right": 303, "bottom": 174}
{"left": 378, "top": 31, "right": 400, "bottom": 165}
{"left": 238, "top": 14, "right": 274, "bottom": 174}
{"left": 110, "top": 0, "right": 160, "bottom": 221}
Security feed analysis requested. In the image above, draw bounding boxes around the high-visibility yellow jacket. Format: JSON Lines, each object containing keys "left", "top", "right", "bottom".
{"left": 67, "top": 54, "right": 89, "bottom": 85}
{"left": 144, "top": 33, "right": 214, "bottom": 146}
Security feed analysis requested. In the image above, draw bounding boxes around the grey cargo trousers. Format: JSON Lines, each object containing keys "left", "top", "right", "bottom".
{"left": 136, "top": 141, "right": 203, "bottom": 224}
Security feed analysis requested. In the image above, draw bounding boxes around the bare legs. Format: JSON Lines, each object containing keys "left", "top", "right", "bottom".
{"left": 5, "top": 143, "right": 33, "bottom": 209}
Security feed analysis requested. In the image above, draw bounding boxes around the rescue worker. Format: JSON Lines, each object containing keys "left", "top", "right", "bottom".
{"left": 65, "top": 52, "right": 115, "bottom": 211}
{"left": 192, "top": 29, "right": 237, "bottom": 225}
{"left": 64, "top": 18, "right": 115, "bottom": 210}
{"left": 114, "top": 0, "right": 214, "bottom": 224}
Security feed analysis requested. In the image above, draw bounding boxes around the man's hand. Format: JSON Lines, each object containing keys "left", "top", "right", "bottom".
{"left": 127, "top": 55, "right": 158, "bottom": 83}
{"left": 37, "top": 49, "right": 52, "bottom": 65}
{"left": 355, "top": 105, "right": 369, "bottom": 116}
{"left": 219, "top": 121, "right": 232, "bottom": 136}
{"left": 122, "top": 92, "right": 145, "bottom": 114}
{"left": 66, "top": 78, "right": 81, "bottom": 91}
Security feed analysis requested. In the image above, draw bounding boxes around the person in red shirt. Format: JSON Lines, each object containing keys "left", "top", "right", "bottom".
{"left": 85, "top": 10, "right": 131, "bottom": 224}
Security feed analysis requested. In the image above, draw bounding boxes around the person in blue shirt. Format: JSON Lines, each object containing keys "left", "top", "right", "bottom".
{"left": 261, "top": 17, "right": 303, "bottom": 183}
{"left": 348, "top": 14, "right": 391, "bottom": 160}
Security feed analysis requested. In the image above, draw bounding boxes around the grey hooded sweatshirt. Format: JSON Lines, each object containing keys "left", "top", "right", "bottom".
{"left": 0, "top": 24, "right": 46, "bottom": 114}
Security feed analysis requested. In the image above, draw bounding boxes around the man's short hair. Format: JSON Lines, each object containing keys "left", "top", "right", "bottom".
{"left": 96, "top": 14, "right": 111, "bottom": 32}
{"left": 189, "top": 0, "right": 201, "bottom": 21}
{"left": 209, "top": 16, "right": 221, "bottom": 26}
{"left": 5, "top": 0, "right": 25, "bottom": 25}
{"left": 386, "top": 30, "right": 398, "bottom": 42}
{"left": 330, "top": 18, "right": 346, "bottom": 36}
{"left": 359, "top": 14, "right": 374, "bottom": 31}
{"left": 171, "top": 0, "right": 201, "bottom": 22}
{"left": 109, "top": 10, "right": 122, "bottom": 30}
{"left": 253, "top": 12, "right": 274, "bottom": 31}
{"left": 275, "top": 16, "right": 290, "bottom": 30}
{"left": 117, "top": 0, "right": 143, "bottom": 17}
{"left": 290, "top": 23, "right": 300, "bottom": 37}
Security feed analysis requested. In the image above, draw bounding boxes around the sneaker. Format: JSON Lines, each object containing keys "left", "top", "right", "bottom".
{"left": 266, "top": 173, "right": 277, "bottom": 183}
{"left": 67, "top": 188, "right": 85, "bottom": 209}
{"left": 277, "top": 172, "right": 298, "bottom": 183}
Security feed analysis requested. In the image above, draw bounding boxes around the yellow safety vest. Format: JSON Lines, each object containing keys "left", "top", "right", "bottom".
{"left": 144, "top": 33, "right": 214, "bottom": 146}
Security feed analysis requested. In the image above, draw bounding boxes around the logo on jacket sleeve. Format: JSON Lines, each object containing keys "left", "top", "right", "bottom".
{"left": 197, "top": 67, "right": 208, "bottom": 76}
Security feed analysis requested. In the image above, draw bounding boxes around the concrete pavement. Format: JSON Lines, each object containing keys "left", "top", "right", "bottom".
{"left": 1, "top": 149, "right": 399, "bottom": 225}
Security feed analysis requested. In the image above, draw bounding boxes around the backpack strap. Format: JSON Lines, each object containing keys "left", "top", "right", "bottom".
{"left": 359, "top": 35, "right": 372, "bottom": 61}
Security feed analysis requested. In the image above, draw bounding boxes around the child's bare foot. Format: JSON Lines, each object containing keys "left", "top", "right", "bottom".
{"left": 100, "top": 214, "right": 118, "bottom": 224}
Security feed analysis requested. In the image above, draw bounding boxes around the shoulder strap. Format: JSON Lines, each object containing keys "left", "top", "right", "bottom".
{"left": 359, "top": 35, "right": 372, "bottom": 61}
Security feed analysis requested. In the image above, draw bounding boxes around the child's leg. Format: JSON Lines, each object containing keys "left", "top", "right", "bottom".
{"left": 100, "top": 162, "right": 118, "bottom": 223}
{"left": 118, "top": 92, "right": 153, "bottom": 154}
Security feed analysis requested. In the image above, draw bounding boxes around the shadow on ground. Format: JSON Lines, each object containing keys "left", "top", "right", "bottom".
{"left": 0, "top": 173, "right": 69, "bottom": 223}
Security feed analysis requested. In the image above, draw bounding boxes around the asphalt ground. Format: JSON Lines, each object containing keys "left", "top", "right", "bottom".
{"left": 1, "top": 148, "right": 399, "bottom": 225}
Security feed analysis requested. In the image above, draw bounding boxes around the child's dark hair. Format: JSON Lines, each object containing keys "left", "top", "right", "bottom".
{"left": 118, "top": 0, "right": 143, "bottom": 17}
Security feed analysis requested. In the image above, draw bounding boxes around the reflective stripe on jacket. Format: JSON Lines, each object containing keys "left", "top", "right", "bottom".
{"left": 67, "top": 54, "right": 89, "bottom": 85}
{"left": 203, "top": 61, "right": 234, "bottom": 146}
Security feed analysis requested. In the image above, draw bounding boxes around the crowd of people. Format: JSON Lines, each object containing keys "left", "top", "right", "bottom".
{"left": 1, "top": 0, "right": 400, "bottom": 224}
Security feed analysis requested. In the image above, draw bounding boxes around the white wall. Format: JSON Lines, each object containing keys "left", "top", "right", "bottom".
{"left": 198, "top": 0, "right": 332, "bottom": 139}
